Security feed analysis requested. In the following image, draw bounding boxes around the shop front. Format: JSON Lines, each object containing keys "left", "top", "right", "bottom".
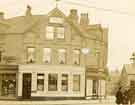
{"left": 18, "top": 65, "right": 85, "bottom": 99}
{"left": 0, "top": 65, "right": 18, "bottom": 99}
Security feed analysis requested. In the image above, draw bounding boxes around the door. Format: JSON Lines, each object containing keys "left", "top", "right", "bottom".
{"left": 22, "top": 73, "right": 31, "bottom": 99}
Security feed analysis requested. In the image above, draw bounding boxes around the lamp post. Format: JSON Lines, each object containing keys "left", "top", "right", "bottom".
{"left": 81, "top": 48, "right": 90, "bottom": 99}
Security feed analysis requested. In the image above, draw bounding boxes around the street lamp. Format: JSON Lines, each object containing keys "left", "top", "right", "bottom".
{"left": 81, "top": 48, "right": 90, "bottom": 99}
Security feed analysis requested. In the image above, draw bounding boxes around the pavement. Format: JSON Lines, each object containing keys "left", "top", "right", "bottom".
{"left": 0, "top": 96, "right": 117, "bottom": 105}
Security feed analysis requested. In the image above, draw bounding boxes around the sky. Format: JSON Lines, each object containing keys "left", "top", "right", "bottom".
{"left": 0, "top": 0, "right": 135, "bottom": 71}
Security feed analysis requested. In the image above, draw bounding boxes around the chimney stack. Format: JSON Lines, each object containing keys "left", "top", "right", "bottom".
{"left": 68, "top": 9, "right": 78, "bottom": 24}
{"left": 0, "top": 12, "right": 4, "bottom": 20}
{"left": 25, "top": 5, "right": 32, "bottom": 16}
{"left": 80, "top": 13, "right": 89, "bottom": 26}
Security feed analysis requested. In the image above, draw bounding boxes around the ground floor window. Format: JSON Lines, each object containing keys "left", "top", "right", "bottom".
{"left": 61, "top": 74, "right": 68, "bottom": 91}
{"left": 0, "top": 74, "right": 16, "bottom": 97}
{"left": 37, "top": 74, "right": 44, "bottom": 91}
{"left": 48, "top": 73, "right": 58, "bottom": 91}
{"left": 73, "top": 75, "right": 80, "bottom": 91}
{"left": 130, "top": 80, "right": 135, "bottom": 87}
{"left": 92, "top": 80, "right": 99, "bottom": 96}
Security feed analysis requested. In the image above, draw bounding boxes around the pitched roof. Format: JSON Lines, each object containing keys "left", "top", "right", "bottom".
{"left": 0, "top": 7, "right": 105, "bottom": 42}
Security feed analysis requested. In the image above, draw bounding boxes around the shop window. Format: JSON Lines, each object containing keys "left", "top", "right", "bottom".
{"left": 73, "top": 75, "right": 80, "bottom": 91}
{"left": 61, "top": 74, "right": 68, "bottom": 91}
{"left": 56, "top": 27, "right": 65, "bottom": 39}
{"left": 49, "top": 17, "right": 64, "bottom": 24}
{"left": 130, "top": 80, "right": 135, "bottom": 87}
{"left": 43, "top": 48, "right": 51, "bottom": 64}
{"left": 37, "top": 74, "right": 44, "bottom": 91}
{"left": 73, "top": 49, "right": 80, "bottom": 65}
{"left": 27, "top": 47, "right": 35, "bottom": 63}
{"left": 1, "top": 74, "right": 16, "bottom": 97}
{"left": 58, "top": 49, "right": 66, "bottom": 64}
{"left": 46, "top": 26, "right": 54, "bottom": 40}
{"left": 92, "top": 80, "right": 98, "bottom": 95}
{"left": 48, "top": 74, "right": 58, "bottom": 91}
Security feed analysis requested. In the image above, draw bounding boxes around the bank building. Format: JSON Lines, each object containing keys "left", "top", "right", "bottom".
{"left": 0, "top": 5, "right": 108, "bottom": 100}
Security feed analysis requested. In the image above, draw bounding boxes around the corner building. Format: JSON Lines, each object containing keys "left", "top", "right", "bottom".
{"left": 0, "top": 6, "right": 108, "bottom": 100}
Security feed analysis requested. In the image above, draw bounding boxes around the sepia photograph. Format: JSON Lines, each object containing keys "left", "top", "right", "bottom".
{"left": 0, "top": 0, "right": 134, "bottom": 105}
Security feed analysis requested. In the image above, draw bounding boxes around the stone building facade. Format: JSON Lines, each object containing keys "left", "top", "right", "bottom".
{"left": 0, "top": 6, "right": 108, "bottom": 100}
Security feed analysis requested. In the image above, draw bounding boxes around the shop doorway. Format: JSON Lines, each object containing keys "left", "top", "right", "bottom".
{"left": 22, "top": 73, "right": 31, "bottom": 99}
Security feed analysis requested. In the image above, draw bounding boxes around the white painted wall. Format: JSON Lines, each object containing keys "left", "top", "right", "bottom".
{"left": 18, "top": 64, "right": 85, "bottom": 97}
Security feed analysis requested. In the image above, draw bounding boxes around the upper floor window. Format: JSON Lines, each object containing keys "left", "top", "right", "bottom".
{"left": 37, "top": 74, "right": 44, "bottom": 91}
{"left": 43, "top": 48, "right": 51, "bottom": 64}
{"left": 46, "top": 26, "right": 54, "bottom": 40}
{"left": 73, "top": 49, "right": 80, "bottom": 65}
{"left": 49, "top": 17, "right": 64, "bottom": 24}
{"left": 58, "top": 49, "right": 66, "bottom": 64}
{"left": 27, "top": 47, "right": 35, "bottom": 63}
{"left": 56, "top": 27, "right": 65, "bottom": 39}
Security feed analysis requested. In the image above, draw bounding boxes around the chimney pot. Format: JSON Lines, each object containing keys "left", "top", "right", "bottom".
{"left": 80, "top": 13, "right": 89, "bottom": 26}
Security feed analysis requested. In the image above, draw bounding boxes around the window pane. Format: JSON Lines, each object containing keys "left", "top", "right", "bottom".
{"left": 58, "top": 49, "right": 66, "bottom": 64}
{"left": 43, "top": 48, "right": 51, "bottom": 64}
{"left": 73, "top": 75, "right": 80, "bottom": 91}
{"left": 50, "top": 17, "right": 64, "bottom": 24}
{"left": 1, "top": 74, "right": 16, "bottom": 97}
{"left": 56, "top": 27, "right": 65, "bottom": 39}
{"left": 27, "top": 47, "right": 35, "bottom": 63}
{"left": 37, "top": 74, "right": 44, "bottom": 91}
{"left": 73, "top": 49, "right": 80, "bottom": 65}
{"left": 46, "top": 26, "right": 54, "bottom": 40}
{"left": 48, "top": 74, "right": 58, "bottom": 91}
{"left": 61, "top": 74, "right": 68, "bottom": 91}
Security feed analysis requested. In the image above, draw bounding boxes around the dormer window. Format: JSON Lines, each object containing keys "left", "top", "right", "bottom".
{"left": 49, "top": 17, "right": 64, "bottom": 24}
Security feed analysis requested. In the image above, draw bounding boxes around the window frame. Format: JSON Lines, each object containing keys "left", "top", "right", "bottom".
{"left": 72, "top": 49, "right": 80, "bottom": 65}
{"left": 46, "top": 26, "right": 54, "bottom": 40}
{"left": 43, "top": 48, "right": 52, "bottom": 64}
{"left": 57, "top": 48, "right": 67, "bottom": 64}
{"left": 61, "top": 74, "right": 68, "bottom": 91}
{"left": 27, "top": 47, "right": 35, "bottom": 63}
{"left": 37, "top": 74, "right": 44, "bottom": 91}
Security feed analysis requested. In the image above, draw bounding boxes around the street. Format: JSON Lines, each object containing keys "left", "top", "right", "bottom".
{"left": 0, "top": 96, "right": 117, "bottom": 105}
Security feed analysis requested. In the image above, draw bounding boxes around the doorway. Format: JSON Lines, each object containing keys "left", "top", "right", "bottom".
{"left": 22, "top": 73, "right": 31, "bottom": 99}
